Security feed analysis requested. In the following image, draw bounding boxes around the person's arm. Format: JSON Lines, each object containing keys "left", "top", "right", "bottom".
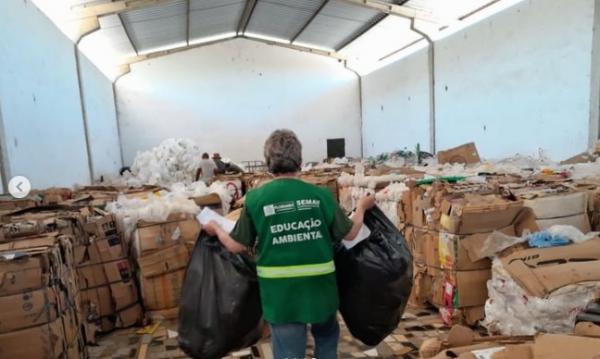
{"left": 204, "top": 207, "right": 256, "bottom": 253}
{"left": 205, "top": 221, "right": 247, "bottom": 253}
{"left": 344, "top": 195, "right": 375, "bottom": 241}
{"left": 195, "top": 168, "right": 202, "bottom": 181}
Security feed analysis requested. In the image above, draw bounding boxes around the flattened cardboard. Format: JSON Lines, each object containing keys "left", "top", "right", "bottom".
{"left": 501, "top": 239, "right": 600, "bottom": 296}
{"left": 408, "top": 263, "right": 432, "bottom": 307}
{"left": 140, "top": 269, "right": 185, "bottom": 310}
{"left": 440, "top": 196, "right": 523, "bottom": 235}
{"left": 0, "top": 316, "right": 66, "bottom": 358}
{"left": 134, "top": 216, "right": 201, "bottom": 256}
{"left": 459, "top": 226, "right": 516, "bottom": 264}
{"left": 437, "top": 143, "right": 481, "bottom": 165}
{"left": 524, "top": 192, "right": 587, "bottom": 219}
{"left": 536, "top": 213, "right": 591, "bottom": 233}
{"left": 77, "top": 259, "right": 134, "bottom": 289}
{"left": 81, "top": 285, "right": 113, "bottom": 317}
{"left": 0, "top": 286, "right": 61, "bottom": 333}
{"left": 0, "top": 255, "right": 46, "bottom": 296}
{"left": 117, "top": 303, "right": 143, "bottom": 328}
{"left": 136, "top": 244, "right": 189, "bottom": 278}
{"left": 192, "top": 193, "right": 222, "bottom": 207}
{"left": 575, "top": 322, "right": 600, "bottom": 338}
{"left": 110, "top": 281, "right": 139, "bottom": 311}
{"left": 533, "top": 334, "right": 600, "bottom": 358}
{"left": 84, "top": 214, "right": 118, "bottom": 239}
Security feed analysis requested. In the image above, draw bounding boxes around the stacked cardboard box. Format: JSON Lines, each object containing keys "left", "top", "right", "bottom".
{"left": 404, "top": 181, "right": 536, "bottom": 325}
{"left": 76, "top": 210, "right": 143, "bottom": 342}
{"left": 509, "top": 183, "right": 592, "bottom": 232}
{"left": 0, "top": 233, "right": 86, "bottom": 358}
{"left": 132, "top": 213, "right": 201, "bottom": 320}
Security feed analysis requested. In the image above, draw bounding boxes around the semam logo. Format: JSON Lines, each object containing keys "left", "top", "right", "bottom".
{"left": 263, "top": 202, "right": 296, "bottom": 217}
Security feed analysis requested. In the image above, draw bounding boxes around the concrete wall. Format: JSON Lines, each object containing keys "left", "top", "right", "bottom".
{"left": 361, "top": 46, "right": 431, "bottom": 155}
{"left": 79, "top": 55, "right": 123, "bottom": 180}
{"left": 362, "top": 0, "right": 597, "bottom": 161}
{"left": 116, "top": 38, "right": 362, "bottom": 165}
{"left": 0, "top": 0, "right": 91, "bottom": 188}
{"left": 0, "top": 0, "right": 121, "bottom": 188}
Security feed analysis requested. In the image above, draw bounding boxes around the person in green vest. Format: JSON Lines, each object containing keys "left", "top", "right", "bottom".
{"left": 205, "top": 129, "right": 375, "bottom": 359}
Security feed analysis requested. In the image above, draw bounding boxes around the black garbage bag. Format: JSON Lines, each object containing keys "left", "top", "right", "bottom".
{"left": 178, "top": 234, "right": 263, "bottom": 359}
{"left": 335, "top": 206, "right": 413, "bottom": 346}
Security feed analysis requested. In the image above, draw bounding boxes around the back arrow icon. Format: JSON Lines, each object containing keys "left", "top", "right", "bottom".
{"left": 16, "top": 182, "right": 23, "bottom": 192}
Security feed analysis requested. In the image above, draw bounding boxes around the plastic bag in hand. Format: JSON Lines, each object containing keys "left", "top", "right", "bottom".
{"left": 335, "top": 206, "right": 413, "bottom": 346}
{"left": 178, "top": 234, "right": 263, "bottom": 359}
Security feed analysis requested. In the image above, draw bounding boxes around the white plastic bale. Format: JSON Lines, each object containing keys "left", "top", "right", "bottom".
{"left": 483, "top": 258, "right": 600, "bottom": 335}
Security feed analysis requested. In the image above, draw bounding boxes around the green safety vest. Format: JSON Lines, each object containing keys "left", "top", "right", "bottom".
{"left": 231, "top": 178, "right": 352, "bottom": 324}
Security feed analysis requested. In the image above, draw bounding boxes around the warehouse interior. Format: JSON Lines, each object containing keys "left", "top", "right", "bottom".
{"left": 1, "top": 0, "right": 600, "bottom": 358}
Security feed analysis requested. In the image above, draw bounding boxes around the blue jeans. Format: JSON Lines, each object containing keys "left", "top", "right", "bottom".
{"left": 270, "top": 315, "right": 339, "bottom": 359}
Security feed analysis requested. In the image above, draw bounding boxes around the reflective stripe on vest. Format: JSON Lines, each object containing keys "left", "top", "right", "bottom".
{"left": 257, "top": 260, "right": 335, "bottom": 279}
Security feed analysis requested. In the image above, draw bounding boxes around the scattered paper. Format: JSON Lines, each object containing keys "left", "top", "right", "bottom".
{"left": 197, "top": 207, "right": 236, "bottom": 233}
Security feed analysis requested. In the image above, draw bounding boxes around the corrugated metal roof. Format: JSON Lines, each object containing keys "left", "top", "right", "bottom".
{"left": 189, "top": 0, "right": 245, "bottom": 41}
{"left": 245, "top": 0, "right": 324, "bottom": 41}
{"left": 293, "top": 0, "right": 384, "bottom": 50}
{"left": 120, "top": 0, "right": 188, "bottom": 54}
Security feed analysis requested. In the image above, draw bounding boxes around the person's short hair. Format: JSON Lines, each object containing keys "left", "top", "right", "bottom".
{"left": 264, "top": 129, "right": 302, "bottom": 174}
{"left": 202, "top": 153, "right": 209, "bottom": 159}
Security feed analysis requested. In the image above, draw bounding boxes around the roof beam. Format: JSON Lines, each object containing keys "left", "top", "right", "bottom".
{"left": 122, "top": 36, "right": 239, "bottom": 65}
{"left": 71, "top": 0, "right": 174, "bottom": 18}
{"left": 186, "top": 0, "right": 191, "bottom": 46}
{"left": 337, "top": 0, "right": 440, "bottom": 23}
{"left": 237, "top": 0, "right": 258, "bottom": 35}
{"left": 290, "top": 0, "right": 329, "bottom": 43}
{"left": 240, "top": 35, "right": 345, "bottom": 62}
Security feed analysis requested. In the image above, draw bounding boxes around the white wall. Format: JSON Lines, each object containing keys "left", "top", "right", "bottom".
{"left": 362, "top": 0, "right": 597, "bottom": 161}
{"left": 116, "top": 38, "right": 362, "bottom": 165}
{"left": 0, "top": 0, "right": 89, "bottom": 188}
{"left": 79, "top": 55, "right": 123, "bottom": 180}
{"left": 361, "top": 46, "right": 431, "bottom": 156}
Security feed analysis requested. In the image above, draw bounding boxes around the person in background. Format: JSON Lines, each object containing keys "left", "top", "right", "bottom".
{"left": 212, "top": 153, "right": 227, "bottom": 174}
{"left": 205, "top": 129, "right": 375, "bottom": 359}
{"left": 213, "top": 153, "right": 244, "bottom": 174}
{"left": 196, "top": 152, "right": 217, "bottom": 184}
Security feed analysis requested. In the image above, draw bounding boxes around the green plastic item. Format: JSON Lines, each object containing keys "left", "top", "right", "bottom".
{"left": 416, "top": 176, "right": 466, "bottom": 185}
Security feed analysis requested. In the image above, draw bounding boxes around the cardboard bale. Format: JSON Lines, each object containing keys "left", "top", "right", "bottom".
{"left": 439, "top": 226, "right": 516, "bottom": 271}
{"left": 139, "top": 268, "right": 186, "bottom": 311}
{"left": 431, "top": 267, "right": 491, "bottom": 308}
{"left": 0, "top": 286, "right": 63, "bottom": 334}
{"left": 0, "top": 196, "right": 38, "bottom": 212}
{"left": 536, "top": 213, "right": 591, "bottom": 233}
{"left": 408, "top": 263, "right": 433, "bottom": 308}
{"left": 437, "top": 143, "right": 481, "bottom": 165}
{"left": 0, "top": 316, "right": 67, "bottom": 358}
{"left": 76, "top": 258, "right": 134, "bottom": 289}
{"left": 0, "top": 252, "right": 47, "bottom": 296}
{"left": 524, "top": 191, "right": 588, "bottom": 219}
{"left": 440, "top": 195, "right": 523, "bottom": 235}
{"left": 133, "top": 214, "right": 201, "bottom": 257}
{"left": 136, "top": 244, "right": 189, "bottom": 277}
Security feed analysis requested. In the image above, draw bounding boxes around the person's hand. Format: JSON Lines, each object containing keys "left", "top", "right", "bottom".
{"left": 357, "top": 195, "right": 376, "bottom": 211}
{"left": 204, "top": 220, "right": 221, "bottom": 236}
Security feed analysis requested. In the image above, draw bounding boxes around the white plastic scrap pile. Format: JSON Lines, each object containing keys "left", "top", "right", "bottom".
{"left": 105, "top": 139, "right": 236, "bottom": 236}
{"left": 481, "top": 226, "right": 600, "bottom": 335}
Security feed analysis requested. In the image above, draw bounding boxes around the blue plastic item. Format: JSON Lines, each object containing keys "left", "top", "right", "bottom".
{"left": 527, "top": 231, "right": 571, "bottom": 248}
